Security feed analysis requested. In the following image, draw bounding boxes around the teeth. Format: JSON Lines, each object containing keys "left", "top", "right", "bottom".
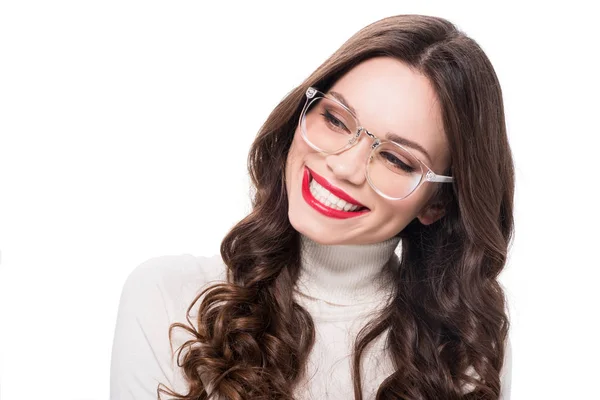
{"left": 309, "top": 177, "right": 363, "bottom": 212}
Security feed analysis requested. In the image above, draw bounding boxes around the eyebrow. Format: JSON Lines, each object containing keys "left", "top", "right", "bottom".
{"left": 329, "top": 91, "right": 358, "bottom": 116}
{"left": 328, "top": 90, "right": 433, "bottom": 163}
{"left": 385, "top": 132, "right": 432, "bottom": 163}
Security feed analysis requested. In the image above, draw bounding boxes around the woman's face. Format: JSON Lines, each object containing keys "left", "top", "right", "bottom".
{"left": 285, "top": 57, "right": 451, "bottom": 245}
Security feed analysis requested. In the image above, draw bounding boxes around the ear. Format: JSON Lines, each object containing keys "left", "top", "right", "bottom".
{"left": 417, "top": 202, "right": 446, "bottom": 226}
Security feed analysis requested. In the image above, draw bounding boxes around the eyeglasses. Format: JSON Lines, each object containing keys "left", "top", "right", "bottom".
{"left": 298, "top": 87, "right": 454, "bottom": 200}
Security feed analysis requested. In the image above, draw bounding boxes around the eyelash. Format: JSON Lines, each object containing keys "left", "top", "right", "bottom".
{"left": 379, "top": 151, "right": 415, "bottom": 173}
{"left": 322, "top": 110, "right": 350, "bottom": 132}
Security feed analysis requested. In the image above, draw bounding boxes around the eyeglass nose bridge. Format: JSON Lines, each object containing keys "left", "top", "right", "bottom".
{"left": 348, "top": 128, "right": 382, "bottom": 151}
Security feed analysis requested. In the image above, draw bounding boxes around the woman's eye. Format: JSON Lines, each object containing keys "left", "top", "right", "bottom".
{"left": 322, "top": 110, "right": 349, "bottom": 133}
{"left": 381, "top": 152, "right": 415, "bottom": 173}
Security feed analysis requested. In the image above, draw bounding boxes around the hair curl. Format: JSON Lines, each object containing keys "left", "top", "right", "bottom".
{"left": 159, "top": 14, "right": 514, "bottom": 400}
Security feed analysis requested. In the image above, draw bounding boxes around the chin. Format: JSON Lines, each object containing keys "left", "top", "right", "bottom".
{"left": 288, "top": 209, "right": 339, "bottom": 245}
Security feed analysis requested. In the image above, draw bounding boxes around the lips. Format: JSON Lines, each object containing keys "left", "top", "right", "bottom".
{"left": 301, "top": 167, "right": 370, "bottom": 219}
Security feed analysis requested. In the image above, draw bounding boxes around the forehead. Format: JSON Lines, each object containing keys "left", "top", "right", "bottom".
{"left": 329, "top": 57, "right": 448, "bottom": 166}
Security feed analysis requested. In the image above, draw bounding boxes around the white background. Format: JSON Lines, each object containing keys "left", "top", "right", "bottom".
{"left": 1, "top": 1, "right": 598, "bottom": 399}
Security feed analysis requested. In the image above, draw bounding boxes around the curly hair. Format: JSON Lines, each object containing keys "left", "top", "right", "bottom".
{"left": 158, "top": 14, "right": 514, "bottom": 400}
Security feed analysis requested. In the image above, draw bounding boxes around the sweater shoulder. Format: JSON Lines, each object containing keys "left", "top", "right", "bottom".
{"left": 128, "top": 253, "right": 226, "bottom": 293}
{"left": 110, "top": 253, "right": 228, "bottom": 398}
{"left": 122, "top": 253, "right": 228, "bottom": 318}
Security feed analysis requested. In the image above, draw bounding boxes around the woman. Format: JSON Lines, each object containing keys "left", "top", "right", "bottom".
{"left": 111, "top": 14, "right": 513, "bottom": 400}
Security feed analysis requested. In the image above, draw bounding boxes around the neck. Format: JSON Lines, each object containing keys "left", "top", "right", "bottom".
{"left": 294, "top": 234, "right": 401, "bottom": 306}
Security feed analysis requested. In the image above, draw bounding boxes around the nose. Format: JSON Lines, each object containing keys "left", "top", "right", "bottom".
{"left": 324, "top": 133, "right": 372, "bottom": 186}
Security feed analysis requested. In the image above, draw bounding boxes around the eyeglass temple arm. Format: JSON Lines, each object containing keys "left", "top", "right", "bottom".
{"left": 425, "top": 170, "right": 454, "bottom": 183}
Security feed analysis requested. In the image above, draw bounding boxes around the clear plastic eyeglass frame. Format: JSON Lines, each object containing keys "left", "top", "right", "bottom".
{"left": 299, "top": 87, "right": 454, "bottom": 201}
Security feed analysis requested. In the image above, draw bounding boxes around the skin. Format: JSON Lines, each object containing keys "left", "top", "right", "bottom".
{"left": 285, "top": 56, "right": 452, "bottom": 245}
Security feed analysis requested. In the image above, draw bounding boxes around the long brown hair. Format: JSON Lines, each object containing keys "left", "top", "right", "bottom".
{"left": 159, "top": 14, "right": 514, "bottom": 400}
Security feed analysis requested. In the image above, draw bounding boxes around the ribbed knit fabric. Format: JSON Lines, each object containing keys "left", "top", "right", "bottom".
{"left": 295, "top": 234, "right": 402, "bottom": 306}
{"left": 291, "top": 234, "right": 402, "bottom": 398}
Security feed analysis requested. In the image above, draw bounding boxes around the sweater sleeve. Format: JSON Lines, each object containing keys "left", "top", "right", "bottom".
{"left": 109, "top": 254, "right": 226, "bottom": 400}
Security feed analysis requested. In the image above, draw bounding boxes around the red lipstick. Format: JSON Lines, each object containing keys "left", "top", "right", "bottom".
{"left": 309, "top": 168, "right": 366, "bottom": 207}
{"left": 301, "top": 167, "right": 369, "bottom": 219}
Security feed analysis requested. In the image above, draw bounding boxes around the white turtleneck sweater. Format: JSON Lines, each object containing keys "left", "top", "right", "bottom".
{"left": 110, "top": 235, "right": 511, "bottom": 399}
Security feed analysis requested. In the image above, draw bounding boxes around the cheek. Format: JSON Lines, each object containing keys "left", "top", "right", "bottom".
{"left": 287, "top": 128, "right": 315, "bottom": 167}
{"left": 285, "top": 128, "right": 307, "bottom": 187}
{"left": 375, "top": 196, "right": 426, "bottom": 226}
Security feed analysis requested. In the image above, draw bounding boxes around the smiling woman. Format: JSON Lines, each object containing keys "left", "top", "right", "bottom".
{"left": 110, "top": 14, "right": 514, "bottom": 400}
{"left": 286, "top": 59, "right": 455, "bottom": 244}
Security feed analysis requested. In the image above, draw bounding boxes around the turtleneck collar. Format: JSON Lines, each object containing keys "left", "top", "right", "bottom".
{"left": 294, "top": 234, "right": 402, "bottom": 306}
